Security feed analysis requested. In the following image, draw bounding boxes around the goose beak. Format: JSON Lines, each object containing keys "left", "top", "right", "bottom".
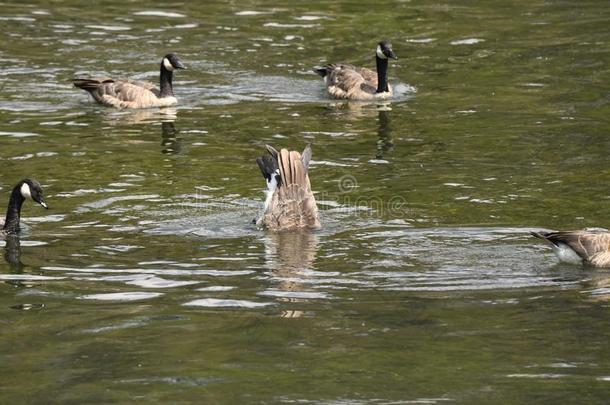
{"left": 39, "top": 199, "right": 48, "bottom": 209}
{"left": 175, "top": 60, "right": 187, "bottom": 70}
{"left": 389, "top": 51, "right": 398, "bottom": 60}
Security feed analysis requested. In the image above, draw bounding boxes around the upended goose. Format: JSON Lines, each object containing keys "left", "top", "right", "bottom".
{"left": 256, "top": 144, "right": 320, "bottom": 231}
{"left": 314, "top": 41, "right": 398, "bottom": 100}
{"left": 531, "top": 229, "right": 610, "bottom": 267}
{"left": 1, "top": 179, "right": 48, "bottom": 235}
{"left": 73, "top": 53, "right": 186, "bottom": 109}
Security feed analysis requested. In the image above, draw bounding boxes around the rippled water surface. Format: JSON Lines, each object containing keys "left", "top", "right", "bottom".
{"left": 1, "top": 0, "right": 610, "bottom": 403}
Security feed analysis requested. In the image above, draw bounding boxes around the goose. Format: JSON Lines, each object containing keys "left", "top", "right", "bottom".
{"left": 73, "top": 53, "right": 186, "bottom": 109}
{"left": 256, "top": 144, "right": 320, "bottom": 231}
{"left": 1, "top": 179, "right": 48, "bottom": 235}
{"left": 314, "top": 41, "right": 398, "bottom": 100}
{"left": 531, "top": 229, "right": 610, "bottom": 267}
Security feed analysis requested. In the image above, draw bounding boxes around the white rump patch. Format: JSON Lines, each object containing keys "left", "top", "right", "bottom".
{"left": 163, "top": 57, "right": 174, "bottom": 71}
{"left": 20, "top": 183, "right": 32, "bottom": 200}
{"left": 376, "top": 45, "right": 387, "bottom": 59}
{"left": 553, "top": 243, "right": 583, "bottom": 264}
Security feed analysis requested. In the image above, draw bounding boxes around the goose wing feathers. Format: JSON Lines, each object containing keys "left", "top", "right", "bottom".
{"left": 322, "top": 64, "right": 378, "bottom": 99}
{"left": 73, "top": 77, "right": 162, "bottom": 108}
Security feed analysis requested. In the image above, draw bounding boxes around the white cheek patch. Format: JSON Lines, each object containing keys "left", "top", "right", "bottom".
{"left": 20, "top": 183, "right": 32, "bottom": 200}
{"left": 163, "top": 58, "right": 175, "bottom": 71}
{"left": 376, "top": 45, "right": 387, "bottom": 59}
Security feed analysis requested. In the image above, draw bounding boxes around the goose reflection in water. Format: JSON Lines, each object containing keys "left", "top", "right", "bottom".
{"left": 376, "top": 109, "right": 394, "bottom": 159}
{"left": 160, "top": 121, "right": 181, "bottom": 155}
{"left": 103, "top": 106, "right": 178, "bottom": 125}
{"left": 101, "top": 107, "right": 182, "bottom": 154}
{"left": 323, "top": 100, "right": 392, "bottom": 119}
{"left": 262, "top": 231, "right": 320, "bottom": 318}
{"left": 321, "top": 102, "right": 394, "bottom": 160}
{"left": 3, "top": 235, "right": 24, "bottom": 271}
{"left": 581, "top": 272, "right": 610, "bottom": 302}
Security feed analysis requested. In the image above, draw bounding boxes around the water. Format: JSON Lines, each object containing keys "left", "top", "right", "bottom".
{"left": 1, "top": 0, "right": 610, "bottom": 402}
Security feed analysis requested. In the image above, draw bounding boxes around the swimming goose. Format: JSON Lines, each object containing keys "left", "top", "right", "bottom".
{"left": 256, "top": 144, "right": 320, "bottom": 231}
{"left": 73, "top": 53, "right": 186, "bottom": 109}
{"left": 314, "top": 41, "right": 398, "bottom": 100}
{"left": 1, "top": 179, "right": 48, "bottom": 235}
{"left": 531, "top": 229, "right": 610, "bottom": 267}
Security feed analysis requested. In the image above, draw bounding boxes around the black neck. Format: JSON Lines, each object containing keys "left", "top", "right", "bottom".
{"left": 160, "top": 64, "right": 174, "bottom": 97}
{"left": 375, "top": 56, "right": 389, "bottom": 93}
{"left": 3, "top": 185, "right": 25, "bottom": 234}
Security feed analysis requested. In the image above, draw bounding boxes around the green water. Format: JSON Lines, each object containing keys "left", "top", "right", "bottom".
{"left": 1, "top": 0, "right": 610, "bottom": 403}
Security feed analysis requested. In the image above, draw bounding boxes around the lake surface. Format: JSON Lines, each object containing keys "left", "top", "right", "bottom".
{"left": 1, "top": 0, "right": 610, "bottom": 403}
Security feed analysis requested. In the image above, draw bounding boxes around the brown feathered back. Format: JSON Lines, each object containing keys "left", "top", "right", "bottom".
{"left": 322, "top": 64, "right": 392, "bottom": 100}
{"left": 73, "top": 77, "right": 175, "bottom": 109}
{"left": 532, "top": 230, "right": 610, "bottom": 267}
{"left": 259, "top": 145, "right": 320, "bottom": 231}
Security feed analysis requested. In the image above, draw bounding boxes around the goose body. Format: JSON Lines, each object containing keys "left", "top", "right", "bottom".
{"left": 1, "top": 179, "right": 48, "bottom": 235}
{"left": 531, "top": 230, "right": 610, "bottom": 267}
{"left": 256, "top": 144, "right": 320, "bottom": 231}
{"left": 73, "top": 53, "right": 186, "bottom": 109}
{"left": 314, "top": 41, "right": 398, "bottom": 101}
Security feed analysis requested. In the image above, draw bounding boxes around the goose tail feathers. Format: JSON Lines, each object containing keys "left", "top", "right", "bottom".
{"left": 313, "top": 67, "right": 329, "bottom": 78}
{"left": 73, "top": 77, "right": 110, "bottom": 92}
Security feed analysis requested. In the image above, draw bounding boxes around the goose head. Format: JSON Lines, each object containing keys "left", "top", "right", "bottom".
{"left": 162, "top": 53, "right": 187, "bottom": 72}
{"left": 376, "top": 41, "right": 398, "bottom": 60}
{"left": 18, "top": 178, "right": 48, "bottom": 209}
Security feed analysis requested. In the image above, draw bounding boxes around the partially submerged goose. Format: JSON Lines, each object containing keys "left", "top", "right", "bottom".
{"left": 531, "top": 230, "right": 610, "bottom": 267}
{"left": 314, "top": 41, "right": 398, "bottom": 100}
{"left": 256, "top": 144, "right": 320, "bottom": 231}
{"left": 1, "top": 179, "right": 48, "bottom": 235}
{"left": 73, "top": 53, "right": 186, "bottom": 109}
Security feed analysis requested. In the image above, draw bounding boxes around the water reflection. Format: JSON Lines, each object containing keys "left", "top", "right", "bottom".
{"left": 100, "top": 107, "right": 181, "bottom": 154}
{"left": 102, "top": 107, "right": 178, "bottom": 125}
{"left": 264, "top": 231, "right": 318, "bottom": 272}
{"left": 323, "top": 100, "right": 392, "bottom": 119}
{"left": 321, "top": 102, "right": 394, "bottom": 159}
{"left": 262, "top": 231, "right": 320, "bottom": 317}
{"left": 161, "top": 121, "right": 181, "bottom": 155}
{"left": 3, "top": 235, "right": 24, "bottom": 271}
{"left": 376, "top": 110, "right": 393, "bottom": 159}
{"left": 583, "top": 271, "right": 610, "bottom": 302}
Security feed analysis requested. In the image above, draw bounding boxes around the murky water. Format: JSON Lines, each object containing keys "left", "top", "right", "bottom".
{"left": 1, "top": 0, "right": 610, "bottom": 402}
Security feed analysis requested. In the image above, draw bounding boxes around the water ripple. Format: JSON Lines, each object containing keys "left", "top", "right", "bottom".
{"left": 183, "top": 298, "right": 272, "bottom": 308}
{"left": 79, "top": 292, "right": 164, "bottom": 301}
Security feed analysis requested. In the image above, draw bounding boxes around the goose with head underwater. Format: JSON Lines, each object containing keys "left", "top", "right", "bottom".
{"left": 73, "top": 53, "right": 186, "bottom": 109}
{"left": 314, "top": 41, "right": 398, "bottom": 101}
{"left": 531, "top": 229, "right": 610, "bottom": 267}
{"left": 1, "top": 179, "right": 48, "bottom": 235}
{"left": 255, "top": 144, "right": 320, "bottom": 231}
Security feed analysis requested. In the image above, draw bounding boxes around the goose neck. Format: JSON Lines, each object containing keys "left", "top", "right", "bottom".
{"left": 3, "top": 185, "right": 25, "bottom": 234}
{"left": 375, "top": 56, "right": 390, "bottom": 93}
{"left": 160, "top": 64, "right": 174, "bottom": 97}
